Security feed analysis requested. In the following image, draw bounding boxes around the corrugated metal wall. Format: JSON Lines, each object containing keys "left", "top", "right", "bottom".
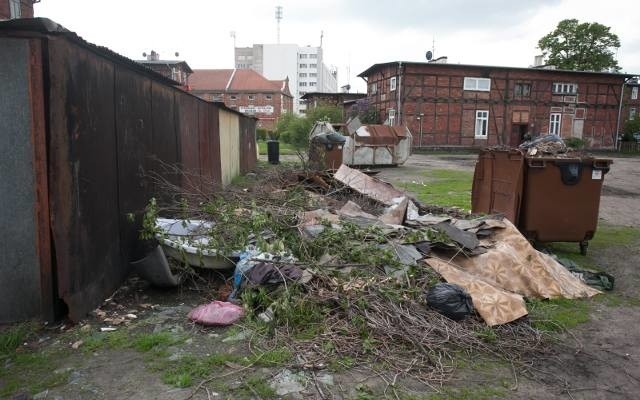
{"left": 219, "top": 109, "right": 241, "bottom": 186}
{"left": 0, "top": 31, "right": 256, "bottom": 322}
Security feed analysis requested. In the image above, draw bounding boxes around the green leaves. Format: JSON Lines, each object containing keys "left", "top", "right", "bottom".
{"left": 538, "top": 19, "right": 621, "bottom": 71}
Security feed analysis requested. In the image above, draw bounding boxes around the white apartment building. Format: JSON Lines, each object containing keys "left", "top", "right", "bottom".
{"left": 235, "top": 44, "right": 338, "bottom": 114}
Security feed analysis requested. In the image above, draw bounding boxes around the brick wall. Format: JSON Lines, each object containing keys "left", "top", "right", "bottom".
{"left": 364, "top": 63, "right": 633, "bottom": 149}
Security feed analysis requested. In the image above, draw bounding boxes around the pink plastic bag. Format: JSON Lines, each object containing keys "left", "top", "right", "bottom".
{"left": 188, "top": 301, "right": 244, "bottom": 326}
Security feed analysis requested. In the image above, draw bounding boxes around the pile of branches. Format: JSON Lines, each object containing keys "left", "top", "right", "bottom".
{"left": 145, "top": 162, "right": 547, "bottom": 386}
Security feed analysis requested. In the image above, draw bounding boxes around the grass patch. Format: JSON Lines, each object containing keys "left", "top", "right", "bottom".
{"left": 133, "top": 331, "right": 183, "bottom": 352}
{"left": 152, "top": 352, "right": 250, "bottom": 388}
{"left": 257, "top": 140, "right": 298, "bottom": 155}
{"left": 0, "top": 351, "right": 68, "bottom": 397}
{"left": 0, "top": 323, "right": 38, "bottom": 356}
{"left": 397, "top": 169, "right": 473, "bottom": 210}
{"left": 527, "top": 298, "right": 591, "bottom": 332}
{"left": 402, "top": 385, "right": 507, "bottom": 400}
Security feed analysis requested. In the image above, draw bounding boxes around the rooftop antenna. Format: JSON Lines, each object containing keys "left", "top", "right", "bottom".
{"left": 275, "top": 6, "right": 283, "bottom": 44}
{"left": 230, "top": 31, "right": 236, "bottom": 48}
{"left": 432, "top": 36, "right": 435, "bottom": 59}
{"left": 320, "top": 30, "right": 324, "bottom": 48}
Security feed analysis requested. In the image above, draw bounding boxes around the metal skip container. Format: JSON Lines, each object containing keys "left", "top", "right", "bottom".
{"left": 519, "top": 156, "right": 612, "bottom": 255}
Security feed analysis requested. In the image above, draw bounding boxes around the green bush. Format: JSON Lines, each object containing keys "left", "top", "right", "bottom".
{"left": 564, "top": 137, "right": 586, "bottom": 149}
{"left": 256, "top": 128, "right": 268, "bottom": 141}
{"left": 276, "top": 106, "right": 344, "bottom": 150}
{"left": 622, "top": 117, "right": 640, "bottom": 141}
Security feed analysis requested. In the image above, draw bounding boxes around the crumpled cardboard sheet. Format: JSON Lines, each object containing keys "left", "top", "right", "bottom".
{"left": 334, "top": 164, "right": 404, "bottom": 206}
{"left": 425, "top": 219, "right": 600, "bottom": 326}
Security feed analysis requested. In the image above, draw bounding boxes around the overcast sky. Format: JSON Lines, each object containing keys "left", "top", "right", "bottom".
{"left": 36, "top": 0, "right": 639, "bottom": 92}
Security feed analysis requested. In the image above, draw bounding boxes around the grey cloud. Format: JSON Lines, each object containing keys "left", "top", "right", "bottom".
{"left": 289, "top": 0, "right": 561, "bottom": 33}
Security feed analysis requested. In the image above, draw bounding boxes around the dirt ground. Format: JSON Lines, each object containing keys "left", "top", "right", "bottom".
{"left": 3, "top": 154, "right": 640, "bottom": 400}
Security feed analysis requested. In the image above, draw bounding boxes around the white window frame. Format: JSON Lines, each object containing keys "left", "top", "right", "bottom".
{"left": 370, "top": 82, "right": 377, "bottom": 94}
{"left": 299, "top": 82, "right": 307, "bottom": 87}
{"left": 630, "top": 108, "right": 637, "bottom": 120}
{"left": 299, "top": 73, "right": 307, "bottom": 78}
{"left": 632, "top": 86, "right": 638, "bottom": 100}
{"left": 299, "top": 63, "right": 307, "bottom": 68}
{"left": 309, "top": 54, "right": 317, "bottom": 59}
{"left": 475, "top": 110, "right": 489, "bottom": 138}
{"left": 388, "top": 108, "right": 396, "bottom": 125}
{"left": 309, "top": 82, "right": 316, "bottom": 86}
{"left": 299, "top": 54, "right": 308, "bottom": 59}
{"left": 248, "top": 94, "right": 256, "bottom": 101}
{"left": 514, "top": 83, "right": 531, "bottom": 97}
{"left": 309, "top": 73, "right": 317, "bottom": 78}
{"left": 309, "top": 63, "right": 317, "bottom": 68}
{"left": 549, "top": 113, "right": 562, "bottom": 135}
{"left": 10, "top": 0, "right": 21, "bottom": 18}
{"left": 464, "top": 77, "right": 491, "bottom": 92}
{"left": 390, "top": 77, "right": 397, "bottom": 91}
{"left": 552, "top": 82, "right": 578, "bottom": 94}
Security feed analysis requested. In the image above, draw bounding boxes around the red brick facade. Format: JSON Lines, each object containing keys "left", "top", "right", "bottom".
{"left": 189, "top": 69, "right": 293, "bottom": 131}
{"left": 359, "top": 62, "right": 639, "bottom": 149}
{"left": 0, "top": 0, "right": 34, "bottom": 19}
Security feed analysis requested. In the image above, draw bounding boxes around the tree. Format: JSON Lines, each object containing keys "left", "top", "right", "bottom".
{"left": 538, "top": 19, "right": 621, "bottom": 72}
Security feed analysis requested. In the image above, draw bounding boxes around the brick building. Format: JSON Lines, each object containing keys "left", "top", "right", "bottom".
{"left": 189, "top": 69, "right": 293, "bottom": 130}
{"left": 359, "top": 62, "right": 639, "bottom": 149}
{"left": 301, "top": 92, "right": 367, "bottom": 115}
{"left": 0, "top": 0, "right": 36, "bottom": 19}
{"left": 137, "top": 50, "right": 192, "bottom": 88}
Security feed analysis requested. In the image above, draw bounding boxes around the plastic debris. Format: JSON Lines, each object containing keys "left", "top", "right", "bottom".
{"left": 425, "top": 283, "right": 474, "bottom": 321}
{"left": 188, "top": 301, "right": 244, "bottom": 326}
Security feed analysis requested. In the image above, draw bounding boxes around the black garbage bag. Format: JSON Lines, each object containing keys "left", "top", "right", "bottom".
{"left": 425, "top": 283, "right": 474, "bottom": 320}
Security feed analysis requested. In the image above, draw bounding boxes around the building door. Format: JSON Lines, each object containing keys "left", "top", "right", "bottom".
{"left": 510, "top": 124, "right": 528, "bottom": 146}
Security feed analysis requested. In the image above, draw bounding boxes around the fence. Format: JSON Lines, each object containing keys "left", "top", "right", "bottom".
{"left": 619, "top": 141, "right": 640, "bottom": 154}
{"left": 0, "top": 19, "right": 257, "bottom": 322}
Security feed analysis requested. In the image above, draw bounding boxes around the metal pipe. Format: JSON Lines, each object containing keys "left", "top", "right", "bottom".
{"left": 615, "top": 81, "right": 626, "bottom": 151}
{"left": 419, "top": 112, "right": 424, "bottom": 148}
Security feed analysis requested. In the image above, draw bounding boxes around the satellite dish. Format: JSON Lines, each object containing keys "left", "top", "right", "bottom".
{"left": 426, "top": 51, "right": 433, "bottom": 61}
{"left": 175, "top": 52, "right": 180, "bottom": 57}
{"left": 142, "top": 52, "right": 147, "bottom": 57}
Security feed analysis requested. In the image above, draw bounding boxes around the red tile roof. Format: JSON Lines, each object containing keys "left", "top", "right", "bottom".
{"left": 190, "top": 69, "right": 291, "bottom": 96}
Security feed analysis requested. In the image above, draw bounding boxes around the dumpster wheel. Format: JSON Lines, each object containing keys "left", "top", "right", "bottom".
{"left": 579, "top": 241, "right": 589, "bottom": 256}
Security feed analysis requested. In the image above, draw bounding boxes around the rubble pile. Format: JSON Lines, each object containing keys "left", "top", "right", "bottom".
{"left": 138, "top": 163, "right": 600, "bottom": 385}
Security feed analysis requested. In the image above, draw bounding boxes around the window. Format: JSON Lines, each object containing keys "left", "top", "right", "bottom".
{"left": 552, "top": 82, "right": 577, "bottom": 94}
{"left": 309, "top": 82, "right": 316, "bottom": 86}
{"left": 309, "top": 73, "right": 317, "bottom": 77}
{"left": 248, "top": 94, "right": 256, "bottom": 101}
{"left": 632, "top": 86, "right": 639, "bottom": 100}
{"left": 631, "top": 108, "right": 637, "bottom": 120}
{"left": 309, "top": 54, "right": 317, "bottom": 59}
{"left": 370, "top": 82, "right": 377, "bottom": 94}
{"left": 299, "top": 63, "right": 307, "bottom": 68}
{"left": 265, "top": 94, "right": 273, "bottom": 100}
{"left": 386, "top": 109, "right": 396, "bottom": 125}
{"left": 549, "top": 113, "right": 561, "bottom": 135}
{"left": 299, "top": 54, "right": 308, "bottom": 59}
{"left": 212, "top": 93, "right": 223, "bottom": 101}
{"left": 299, "top": 82, "right": 307, "bottom": 87}
{"left": 390, "top": 77, "right": 397, "bottom": 91}
{"left": 299, "top": 73, "right": 307, "bottom": 78}
{"left": 9, "top": 0, "right": 21, "bottom": 18}
{"left": 475, "top": 110, "right": 489, "bottom": 138}
{"left": 514, "top": 83, "right": 531, "bottom": 97}
{"left": 464, "top": 77, "right": 491, "bottom": 91}
{"left": 299, "top": 109, "right": 306, "bottom": 114}
{"left": 309, "top": 64, "right": 317, "bottom": 68}
{"left": 229, "top": 94, "right": 238, "bottom": 101}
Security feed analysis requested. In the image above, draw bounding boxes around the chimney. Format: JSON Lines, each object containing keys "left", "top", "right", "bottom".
{"left": 534, "top": 55, "right": 544, "bottom": 67}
